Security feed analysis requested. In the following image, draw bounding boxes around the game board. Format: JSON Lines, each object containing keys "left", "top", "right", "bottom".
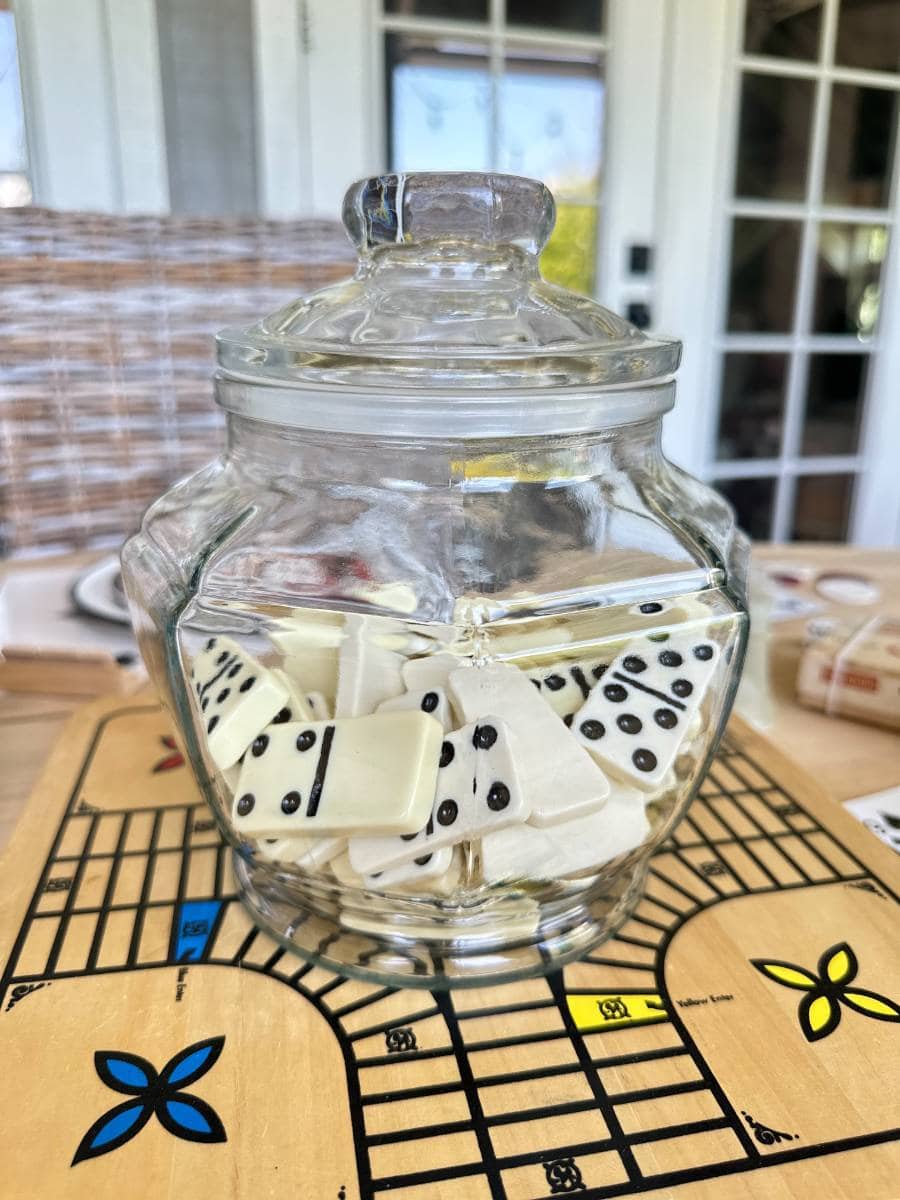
{"left": 0, "top": 697, "right": 897, "bottom": 1198}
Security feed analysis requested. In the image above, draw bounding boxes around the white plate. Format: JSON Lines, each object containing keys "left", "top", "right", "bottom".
{"left": 71, "top": 556, "right": 131, "bottom": 625}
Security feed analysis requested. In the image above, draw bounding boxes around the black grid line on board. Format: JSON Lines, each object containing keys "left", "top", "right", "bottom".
{"left": 1, "top": 710, "right": 898, "bottom": 1200}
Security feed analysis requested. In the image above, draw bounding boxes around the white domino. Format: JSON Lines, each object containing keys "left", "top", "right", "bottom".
{"left": 190, "top": 636, "right": 289, "bottom": 770}
{"left": 376, "top": 686, "right": 454, "bottom": 731}
{"left": 231, "top": 710, "right": 443, "bottom": 837}
{"left": 402, "top": 652, "right": 460, "bottom": 693}
{"left": 526, "top": 658, "right": 610, "bottom": 719}
{"left": 572, "top": 631, "right": 720, "bottom": 789}
{"left": 481, "top": 788, "right": 650, "bottom": 881}
{"left": 364, "top": 844, "right": 455, "bottom": 889}
{"left": 256, "top": 834, "right": 345, "bottom": 870}
{"left": 334, "top": 614, "right": 406, "bottom": 717}
{"left": 269, "top": 612, "right": 342, "bottom": 703}
{"left": 448, "top": 663, "right": 609, "bottom": 826}
{"left": 348, "top": 717, "right": 529, "bottom": 875}
{"left": 305, "top": 691, "right": 331, "bottom": 721}
{"left": 270, "top": 669, "right": 314, "bottom": 723}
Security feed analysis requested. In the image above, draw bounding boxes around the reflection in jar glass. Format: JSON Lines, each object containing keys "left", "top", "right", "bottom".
{"left": 813, "top": 223, "right": 887, "bottom": 336}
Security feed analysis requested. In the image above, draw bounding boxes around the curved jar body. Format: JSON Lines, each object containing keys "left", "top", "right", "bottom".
{"left": 122, "top": 174, "right": 749, "bottom": 986}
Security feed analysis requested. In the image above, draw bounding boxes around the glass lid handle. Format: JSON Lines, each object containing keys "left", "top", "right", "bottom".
{"left": 342, "top": 172, "right": 556, "bottom": 257}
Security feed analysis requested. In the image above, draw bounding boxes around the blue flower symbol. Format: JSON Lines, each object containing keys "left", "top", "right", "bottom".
{"left": 73, "top": 1036, "right": 226, "bottom": 1165}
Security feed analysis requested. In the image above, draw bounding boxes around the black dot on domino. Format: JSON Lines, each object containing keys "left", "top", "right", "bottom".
{"left": 639, "top": 602, "right": 663, "bottom": 614}
{"left": 658, "top": 649, "right": 683, "bottom": 667}
{"left": 236, "top": 793, "right": 254, "bottom": 816}
{"left": 617, "top": 713, "right": 642, "bottom": 734}
{"left": 281, "top": 791, "right": 301, "bottom": 815}
{"left": 473, "top": 724, "right": 498, "bottom": 750}
{"left": 401, "top": 832, "right": 418, "bottom": 841}
{"left": 201, "top": 697, "right": 209, "bottom": 712}
{"left": 655, "top": 707, "right": 678, "bottom": 729}
{"left": 437, "top": 799, "right": 458, "bottom": 826}
{"left": 563, "top": 713, "right": 574, "bottom": 727}
{"left": 207, "top": 716, "right": 219, "bottom": 733}
{"left": 421, "top": 692, "right": 439, "bottom": 713}
{"left": 592, "top": 664, "right": 607, "bottom": 680}
{"left": 217, "top": 688, "right": 230, "bottom": 704}
{"left": 439, "top": 741, "right": 455, "bottom": 768}
{"left": 487, "top": 783, "right": 511, "bottom": 811}
{"left": 633, "top": 748, "right": 658, "bottom": 772}
{"left": 216, "top": 651, "right": 228, "bottom": 665}
{"left": 227, "top": 663, "right": 241, "bottom": 679}
{"left": 240, "top": 676, "right": 256, "bottom": 693}
{"left": 622, "top": 656, "right": 647, "bottom": 674}
{"left": 205, "top": 638, "right": 216, "bottom": 651}
{"left": 272, "top": 707, "right": 291, "bottom": 724}
{"left": 251, "top": 734, "right": 269, "bottom": 757}
{"left": 694, "top": 643, "right": 714, "bottom": 661}
{"left": 531, "top": 678, "right": 541, "bottom": 690}
{"left": 604, "top": 683, "right": 628, "bottom": 703}
{"left": 545, "top": 674, "right": 566, "bottom": 692}
{"left": 296, "top": 730, "right": 317, "bottom": 752}
{"left": 414, "top": 853, "right": 433, "bottom": 867}
{"left": 580, "top": 719, "right": 605, "bottom": 740}
{"left": 672, "top": 678, "right": 693, "bottom": 698}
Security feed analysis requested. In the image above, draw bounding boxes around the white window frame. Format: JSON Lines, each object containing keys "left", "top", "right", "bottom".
{"left": 657, "top": 0, "right": 900, "bottom": 547}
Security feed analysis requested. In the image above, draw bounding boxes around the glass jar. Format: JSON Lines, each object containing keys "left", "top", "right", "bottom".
{"left": 122, "top": 173, "right": 749, "bottom": 987}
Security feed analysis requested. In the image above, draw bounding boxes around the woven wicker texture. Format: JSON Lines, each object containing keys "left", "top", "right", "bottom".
{"left": 0, "top": 207, "right": 354, "bottom": 557}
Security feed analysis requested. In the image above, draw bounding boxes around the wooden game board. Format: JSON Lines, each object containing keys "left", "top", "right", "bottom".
{"left": 0, "top": 696, "right": 897, "bottom": 1198}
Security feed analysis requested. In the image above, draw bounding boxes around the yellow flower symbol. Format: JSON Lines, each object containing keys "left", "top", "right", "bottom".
{"left": 751, "top": 941, "right": 900, "bottom": 1042}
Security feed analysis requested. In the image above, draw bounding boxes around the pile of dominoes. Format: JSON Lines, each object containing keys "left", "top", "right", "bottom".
{"left": 188, "top": 602, "right": 723, "bottom": 895}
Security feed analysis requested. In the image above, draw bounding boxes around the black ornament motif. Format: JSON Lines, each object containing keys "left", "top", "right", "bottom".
{"left": 44, "top": 877, "right": 72, "bottom": 893}
{"left": 384, "top": 1026, "right": 417, "bottom": 1054}
{"left": 5, "top": 981, "right": 49, "bottom": 1012}
{"left": 699, "top": 860, "right": 727, "bottom": 877}
{"left": 741, "top": 1111, "right": 798, "bottom": 1146}
{"left": 847, "top": 880, "right": 886, "bottom": 900}
{"left": 543, "top": 1157, "right": 586, "bottom": 1193}
{"left": 72, "top": 1036, "right": 227, "bottom": 1165}
{"left": 598, "top": 996, "right": 630, "bottom": 1021}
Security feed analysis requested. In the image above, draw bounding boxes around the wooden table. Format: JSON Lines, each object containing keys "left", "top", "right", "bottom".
{"left": 2, "top": 546, "right": 899, "bottom": 852}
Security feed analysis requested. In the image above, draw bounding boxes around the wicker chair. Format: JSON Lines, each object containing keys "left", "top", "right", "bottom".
{"left": 0, "top": 208, "right": 354, "bottom": 557}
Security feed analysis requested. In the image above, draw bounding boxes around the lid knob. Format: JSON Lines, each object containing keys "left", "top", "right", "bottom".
{"left": 342, "top": 172, "right": 556, "bottom": 256}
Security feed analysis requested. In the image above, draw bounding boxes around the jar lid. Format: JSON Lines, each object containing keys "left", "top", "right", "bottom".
{"left": 216, "top": 173, "right": 681, "bottom": 436}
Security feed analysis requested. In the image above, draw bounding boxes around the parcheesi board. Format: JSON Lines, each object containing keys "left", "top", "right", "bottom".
{"left": 0, "top": 696, "right": 897, "bottom": 1198}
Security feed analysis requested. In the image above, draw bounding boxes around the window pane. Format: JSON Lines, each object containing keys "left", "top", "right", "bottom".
{"left": 498, "top": 47, "right": 603, "bottom": 294}
{"left": 792, "top": 474, "right": 854, "bottom": 541}
{"left": 801, "top": 354, "right": 868, "bottom": 456}
{"left": 385, "top": 0, "right": 488, "bottom": 18}
{"left": 835, "top": 0, "right": 900, "bottom": 72}
{"left": 506, "top": 0, "right": 604, "bottom": 34}
{"left": 812, "top": 222, "right": 887, "bottom": 335}
{"left": 714, "top": 477, "right": 777, "bottom": 540}
{"left": 727, "top": 219, "right": 802, "bottom": 332}
{"left": 735, "top": 72, "right": 814, "bottom": 201}
{"left": 824, "top": 84, "right": 897, "bottom": 208}
{"left": 498, "top": 48, "right": 603, "bottom": 198}
{"left": 716, "top": 353, "right": 788, "bottom": 460}
{"left": 744, "top": 0, "right": 822, "bottom": 59}
{"left": 541, "top": 202, "right": 598, "bottom": 294}
{"left": 386, "top": 35, "right": 491, "bottom": 172}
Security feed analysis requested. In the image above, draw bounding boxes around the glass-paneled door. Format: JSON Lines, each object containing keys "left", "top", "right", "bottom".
{"left": 662, "top": 0, "right": 900, "bottom": 546}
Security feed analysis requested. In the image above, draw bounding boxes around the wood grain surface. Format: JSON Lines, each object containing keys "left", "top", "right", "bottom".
{"left": 0, "top": 693, "right": 897, "bottom": 1198}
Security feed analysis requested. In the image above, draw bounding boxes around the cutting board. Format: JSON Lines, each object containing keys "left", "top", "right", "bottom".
{"left": 0, "top": 696, "right": 897, "bottom": 1198}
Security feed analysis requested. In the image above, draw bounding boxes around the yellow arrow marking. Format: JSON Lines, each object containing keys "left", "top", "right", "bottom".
{"left": 567, "top": 993, "right": 668, "bottom": 1032}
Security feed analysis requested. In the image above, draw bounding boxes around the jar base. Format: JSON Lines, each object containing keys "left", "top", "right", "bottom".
{"left": 233, "top": 851, "right": 649, "bottom": 989}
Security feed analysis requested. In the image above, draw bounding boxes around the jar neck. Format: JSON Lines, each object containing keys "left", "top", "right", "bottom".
{"left": 225, "top": 412, "right": 666, "bottom": 489}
